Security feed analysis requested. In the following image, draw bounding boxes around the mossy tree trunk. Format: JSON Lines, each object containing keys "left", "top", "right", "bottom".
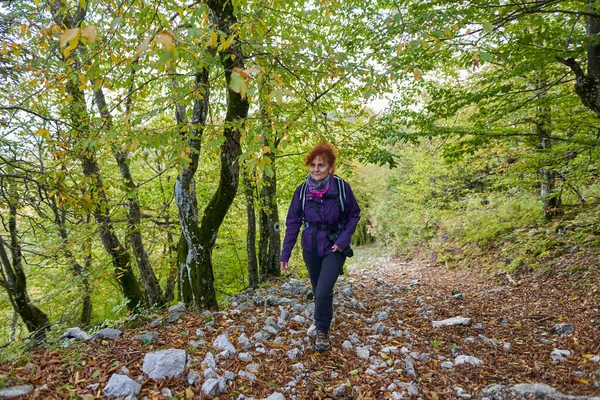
{"left": 258, "top": 145, "right": 281, "bottom": 278}
{"left": 243, "top": 170, "right": 259, "bottom": 288}
{"left": 51, "top": 0, "right": 144, "bottom": 311}
{"left": 93, "top": 87, "right": 165, "bottom": 308}
{"left": 0, "top": 198, "right": 49, "bottom": 343}
{"left": 176, "top": 0, "right": 249, "bottom": 310}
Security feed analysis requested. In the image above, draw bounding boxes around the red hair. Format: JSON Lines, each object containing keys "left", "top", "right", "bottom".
{"left": 305, "top": 143, "right": 336, "bottom": 173}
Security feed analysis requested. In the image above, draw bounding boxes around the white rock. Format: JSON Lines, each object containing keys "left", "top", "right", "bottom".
{"left": 550, "top": 349, "right": 570, "bottom": 362}
{"left": 432, "top": 316, "right": 473, "bottom": 328}
{"left": 238, "top": 352, "right": 253, "bottom": 362}
{"left": 239, "top": 370, "right": 257, "bottom": 381}
{"left": 187, "top": 370, "right": 201, "bottom": 385}
{"left": 214, "top": 333, "right": 236, "bottom": 356}
{"left": 142, "top": 349, "right": 187, "bottom": 379}
{"left": 291, "top": 363, "right": 305, "bottom": 371}
{"left": 202, "top": 352, "right": 217, "bottom": 369}
{"left": 287, "top": 348, "right": 302, "bottom": 360}
{"left": 93, "top": 328, "right": 123, "bottom": 340}
{"left": 333, "top": 384, "right": 349, "bottom": 396}
{"left": 201, "top": 378, "right": 225, "bottom": 397}
{"left": 511, "top": 383, "right": 559, "bottom": 397}
{"left": 224, "top": 370, "right": 236, "bottom": 381}
{"left": 407, "top": 383, "right": 419, "bottom": 396}
{"left": 103, "top": 374, "right": 141, "bottom": 398}
{"left": 204, "top": 368, "right": 219, "bottom": 379}
{"left": 356, "top": 346, "right": 370, "bottom": 359}
{"left": 62, "top": 327, "right": 92, "bottom": 341}
{"left": 454, "top": 355, "right": 484, "bottom": 365}
{"left": 0, "top": 385, "right": 34, "bottom": 398}
{"left": 263, "top": 392, "right": 285, "bottom": 400}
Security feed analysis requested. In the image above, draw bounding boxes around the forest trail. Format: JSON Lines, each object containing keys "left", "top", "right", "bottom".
{"left": 1, "top": 251, "right": 599, "bottom": 399}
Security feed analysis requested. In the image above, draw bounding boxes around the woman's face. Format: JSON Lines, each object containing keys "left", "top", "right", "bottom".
{"left": 309, "top": 155, "right": 331, "bottom": 183}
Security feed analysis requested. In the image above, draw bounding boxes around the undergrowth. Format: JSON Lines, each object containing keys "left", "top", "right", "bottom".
{"left": 424, "top": 199, "right": 600, "bottom": 276}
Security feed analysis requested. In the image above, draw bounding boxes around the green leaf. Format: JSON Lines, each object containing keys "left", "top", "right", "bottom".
{"left": 264, "top": 164, "right": 274, "bottom": 178}
{"left": 229, "top": 71, "right": 247, "bottom": 98}
{"left": 157, "top": 50, "right": 174, "bottom": 67}
{"left": 482, "top": 22, "right": 493, "bottom": 32}
{"left": 110, "top": 17, "right": 123, "bottom": 31}
{"left": 480, "top": 51, "right": 491, "bottom": 62}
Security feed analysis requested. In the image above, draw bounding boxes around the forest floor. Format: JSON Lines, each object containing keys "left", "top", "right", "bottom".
{"left": 1, "top": 245, "right": 600, "bottom": 399}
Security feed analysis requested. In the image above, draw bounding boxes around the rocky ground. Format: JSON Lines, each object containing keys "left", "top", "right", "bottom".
{"left": 0, "top": 249, "right": 599, "bottom": 399}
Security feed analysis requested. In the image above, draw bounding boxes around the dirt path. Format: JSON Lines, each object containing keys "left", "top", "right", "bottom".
{"left": 1, "top": 251, "right": 599, "bottom": 399}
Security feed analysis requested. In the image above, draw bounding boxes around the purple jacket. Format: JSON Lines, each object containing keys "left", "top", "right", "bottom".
{"left": 280, "top": 176, "right": 361, "bottom": 262}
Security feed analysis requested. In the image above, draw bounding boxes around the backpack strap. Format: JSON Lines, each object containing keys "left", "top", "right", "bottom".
{"left": 334, "top": 176, "right": 346, "bottom": 214}
{"left": 298, "top": 182, "right": 307, "bottom": 215}
{"left": 299, "top": 176, "right": 347, "bottom": 222}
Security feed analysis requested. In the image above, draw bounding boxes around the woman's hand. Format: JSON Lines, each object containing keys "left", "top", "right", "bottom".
{"left": 280, "top": 261, "right": 289, "bottom": 272}
{"left": 332, "top": 244, "right": 342, "bottom": 252}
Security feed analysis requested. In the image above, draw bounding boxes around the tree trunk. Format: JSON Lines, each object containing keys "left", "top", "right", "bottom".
{"left": 51, "top": 1, "right": 145, "bottom": 311}
{"left": 81, "top": 243, "right": 93, "bottom": 325}
{"left": 536, "top": 102, "right": 562, "bottom": 219}
{"left": 0, "top": 203, "right": 48, "bottom": 343}
{"left": 94, "top": 87, "right": 165, "bottom": 308}
{"left": 163, "top": 220, "right": 178, "bottom": 304}
{"left": 243, "top": 170, "right": 259, "bottom": 288}
{"left": 81, "top": 155, "right": 144, "bottom": 310}
{"left": 177, "top": 0, "right": 250, "bottom": 310}
{"left": 49, "top": 196, "right": 93, "bottom": 325}
{"left": 557, "top": 5, "right": 600, "bottom": 116}
{"left": 258, "top": 146, "right": 281, "bottom": 278}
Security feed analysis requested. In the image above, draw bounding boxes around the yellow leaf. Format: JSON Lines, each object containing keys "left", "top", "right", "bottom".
{"left": 210, "top": 31, "right": 218, "bottom": 48}
{"left": 185, "top": 388, "right": 194, "bottom": 398}
{"left": 574, "top": 378, "right": 590, "bottom": 385}
{"left": 36, "top": 128, "right": 50, "bottom": 139}
{"left": 452, "top": 24, "right": 460, "bottom": 31}
{"left": 21, "top": 24, "right": 26, "bottom": 35}
{"left": 396, "top": 43, "right": 404, "bottom": 52}
{"left": 583, "top": 354, "right": 595, "bottom": 359}
{"left": 413, "top": 69, "right": 422, "bottom": 81}
{"left": 81, "top": 25, "right": 96, "bottom": 44}
{"left": 59, "top": 28, "right": 79, "bottom": 48}
{"left": 156, "top": 31, "right": 174, "bottom": 50}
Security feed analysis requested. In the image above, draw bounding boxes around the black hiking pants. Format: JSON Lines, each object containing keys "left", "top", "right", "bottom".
{"left": 303, "top": 250, "right": 346, "bottom": 333}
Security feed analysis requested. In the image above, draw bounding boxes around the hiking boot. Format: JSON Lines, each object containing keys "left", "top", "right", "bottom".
{"left": 315, "top": 329, "right": 330, "bottom": 351}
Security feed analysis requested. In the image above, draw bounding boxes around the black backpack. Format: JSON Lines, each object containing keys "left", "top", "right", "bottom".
{"left": 298, "top": 175, "right": 347, "bottom": 216}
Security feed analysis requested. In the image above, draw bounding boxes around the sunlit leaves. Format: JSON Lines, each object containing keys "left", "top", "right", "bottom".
{"left": 81, "top": 26, "right": 96, "bottom": 44}
{"left": 135, "top": 36, "right": 152, "bottom": 57}
{"left": 413, "top": 69, "right": 422, "bottom": 81}
{"left": 479, "top": 51, "right": 491, "bottom": 63}
{"left": 230, "top": 68, "right": 248, "bottom": 98}
{"left": 156, "top": 31, "right": 175, "bottom": 50}
{"left": 58, "top": 25, "right": 96, "bottom": 57}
